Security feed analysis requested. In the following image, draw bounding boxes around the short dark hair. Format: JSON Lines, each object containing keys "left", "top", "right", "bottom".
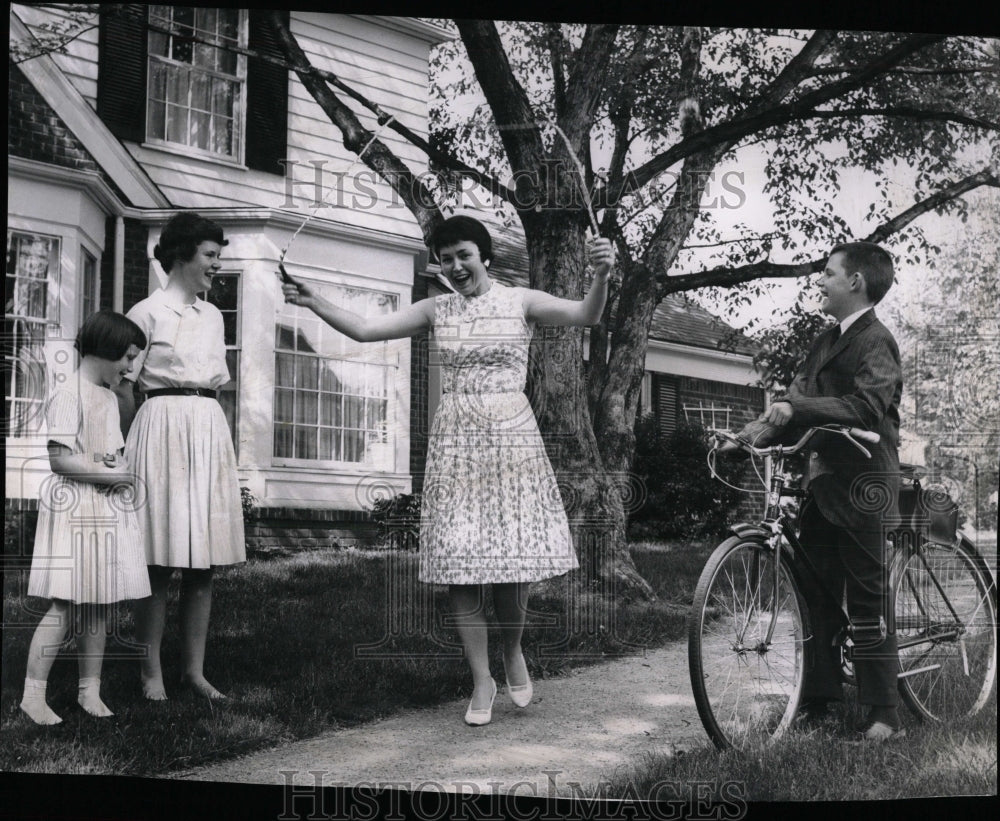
{"left": 75, "top": 310, "right": 147, "bottom": 361}
{"left": 429, "top": 216, "right": 493, "bottom": 265}
{"left": 829, "top": 241, "right": 895, "bottom": 304}
{"left": 153, "top": 212, "right": 228, "bottom": 274}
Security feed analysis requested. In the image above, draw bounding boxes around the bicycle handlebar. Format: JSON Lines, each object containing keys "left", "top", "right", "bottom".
{"left": 711, "top": 424, "right": 879, "bottom": 460}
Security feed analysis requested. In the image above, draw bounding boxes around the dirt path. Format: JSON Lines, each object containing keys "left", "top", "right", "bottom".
{"left": 171, "top": 641, "right": 711, "bottom": 796}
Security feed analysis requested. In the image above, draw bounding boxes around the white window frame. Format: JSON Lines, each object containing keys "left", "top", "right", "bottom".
{"left": 199, "top": 270, "right": 242, "bottom": 456}
{"left": 79, "top": 246, "right": 100, "bottom": 324}
{"left": 5, "top": 230, "right": 61, "bottom": 438}
{"left": 145, "top": 5, "right": 248, "bottom": 165}
{"left": 272, "top": 278, "right": 399, "bottom": 471}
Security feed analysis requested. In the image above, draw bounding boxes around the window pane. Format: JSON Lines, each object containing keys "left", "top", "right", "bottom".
{"left": 274, "top": 388, "right": 294, "bottom": 423}
{"left": 149, "top": 61, "right": 167, "bottom": 101}
{"left": 296, "top": 356, "right": 318, "bottom": 390}
{"left": 294, "top": 391, "right": 317, "bottom": 424}
{"left": 166, "top": 104, "right": 188, "bottom": 144}
{"left": 273, "top": 424, "right": 292, "bottom": 458}
{"left": 191, "top": 73, "right": 211, "bottom": 112}
{"left": 148, "top": 100, "right": 166, "bottom": 140}
{"left": 219, "top": 9, "right": 238, "bottom": 41}
{"left": 212, "top": 116, "right": 233, "bottom": 156}
{"left": 319, "top": 392, "right": 336, "bottom": 426}
{"left": 149, "top": 30, "right": 169, "bottom": 59}
{"left": 275, "top": 324, "right": 296, "bottom": 351}
{"left": 344, "top": 395, "right": 363, "bottom": 429}
{"left": 319, "top": 359, "right": 341, "bottom": 391}
{"left": 275, "top": 353, "right": 295, "bottom": 386}
{"left": 191, "top": 110, "right": 211, "bottom": 150}
{"left": 318, "top": 427, "right": 334, "bottom": 460}
{"left": 343, "top": 430, "right": 363, "bottom": 462}
{"left": 294, "top": 426, "right": 316, "bottom": 460}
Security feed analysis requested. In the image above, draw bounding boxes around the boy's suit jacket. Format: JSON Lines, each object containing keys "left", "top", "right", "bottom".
{"left": 742, "top": 309, "right": 903, "bottom": 531}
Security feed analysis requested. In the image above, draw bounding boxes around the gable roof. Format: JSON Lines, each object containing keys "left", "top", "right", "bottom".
{"left": 10, "top": 10, "right": 170, "bottom": 210}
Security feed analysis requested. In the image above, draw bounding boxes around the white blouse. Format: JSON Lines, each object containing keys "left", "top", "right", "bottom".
{"left": 125, "top": 288, "right": 230, "bottom": 392}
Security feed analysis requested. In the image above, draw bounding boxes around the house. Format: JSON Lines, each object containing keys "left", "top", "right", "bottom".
{"left": 6, "top": 5, "right": 764, "bottom": 552}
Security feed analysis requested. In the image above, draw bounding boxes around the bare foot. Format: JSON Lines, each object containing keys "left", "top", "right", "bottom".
{"left": 141, "top": 676, "right": 168, "bottom": 701}
{"left": 180, "top": 675, "right": 228, "bottom": 700}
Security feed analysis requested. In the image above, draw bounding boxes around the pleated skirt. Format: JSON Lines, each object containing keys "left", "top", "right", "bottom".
{"left": 28, "top": 477, "right": 152, "bottom": 603}
{"left": 125, "top": 395, "right": 245, "bottom": 568}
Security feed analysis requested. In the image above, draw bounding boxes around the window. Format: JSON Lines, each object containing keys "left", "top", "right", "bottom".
{"left": 80, "top": 248, "right": 99, "bottom": 322}
{"left": 146, "top": 6, "right": 246, "bottom": 160}
{"left": 5, "top": 231, "right": 60, "bottom": 437}
{"left": 274, "top": 282, "right": 398, "bottom": 466}
{"left": 200, "top": 272, "right": 240, "bottom": 453}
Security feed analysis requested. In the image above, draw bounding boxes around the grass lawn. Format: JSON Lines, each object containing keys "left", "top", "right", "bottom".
{"left": 1, "top": 540, "right": 710, "bottom": 776}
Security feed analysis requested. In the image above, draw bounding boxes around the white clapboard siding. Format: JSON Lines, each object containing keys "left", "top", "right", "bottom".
{"left": 11, "top": 3, "right": 100, "bottom": 105}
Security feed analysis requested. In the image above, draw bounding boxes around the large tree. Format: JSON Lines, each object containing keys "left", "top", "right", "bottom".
{"left": 18, "top": 8, "right": 997, "bottom": 599}
{"left": 224, "top": 15, "right": 1000, "bottom": 600}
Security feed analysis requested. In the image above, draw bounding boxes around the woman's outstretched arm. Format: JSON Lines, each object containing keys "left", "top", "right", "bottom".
{"left": 522, "top": 238, "right": 615, "bottom": 327}
{"left": 282, "top": 280, "right": 434, "bottom": 342}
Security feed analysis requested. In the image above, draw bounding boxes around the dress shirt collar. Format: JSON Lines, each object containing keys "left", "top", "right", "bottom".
{"left": 839, "top": 306, "right": 871, "bottom": 335}
{"left": 152, "top": 286, "right": 204, "bottom": 316}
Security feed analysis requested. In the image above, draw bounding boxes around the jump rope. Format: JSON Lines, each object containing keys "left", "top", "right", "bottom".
{"left": 277, "top": 116, "right": 604, "bottom": 289}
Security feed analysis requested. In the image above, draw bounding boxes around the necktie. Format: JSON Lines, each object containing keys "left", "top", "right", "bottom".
{"left": 831, "top": 325, "right": 841, "bottom": 343}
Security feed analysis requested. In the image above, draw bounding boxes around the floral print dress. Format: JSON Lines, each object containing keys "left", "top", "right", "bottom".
{"left": 418, "top": 282, "right": 578, "bottom": 584}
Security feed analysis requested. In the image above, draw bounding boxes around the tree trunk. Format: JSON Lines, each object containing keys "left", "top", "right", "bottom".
{"left": 522, "top": 210, "right": 655, "bottom": 603}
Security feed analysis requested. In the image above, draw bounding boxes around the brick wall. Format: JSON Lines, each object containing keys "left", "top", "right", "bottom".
{"left": 122, "top": 218, "right": 150, "bottom": 311}
{"left": 8, "top": 61, "right": 99, "bottom": 172}
{"left": 244, "top": 507, "right": 379, "bottom": 557}
{"left": 8, "top": 61, "right": 130, "bottom": 203}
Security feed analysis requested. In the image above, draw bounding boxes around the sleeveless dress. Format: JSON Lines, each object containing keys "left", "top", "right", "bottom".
{"left": 28, "top": 381, "right": 151, "bottom": 604}
{"left": 418, "top": 282, "right": 578, "bottom": 584}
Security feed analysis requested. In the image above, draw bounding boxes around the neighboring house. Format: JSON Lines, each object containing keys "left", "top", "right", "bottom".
{"left": 6, "top": 5, "right": 763, "bottom": 551}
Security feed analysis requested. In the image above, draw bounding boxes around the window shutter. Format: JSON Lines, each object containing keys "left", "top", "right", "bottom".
{"left": 97, "top": 4, "right": 148, "bottom": 143}
{"left": 654, "top": 375, "right": 679, "bottom": 436}
{"left": 245, "top": 9, "right": 290, "bottom": 175}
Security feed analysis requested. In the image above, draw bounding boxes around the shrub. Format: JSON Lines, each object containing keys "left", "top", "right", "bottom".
{"left": 240, "top": 486, "right": 258, "bottom": 523}
{"left": 369, "top": 492, "right": 421, "bottom": 551}
{"left": 628, "top": 417, "right": 744, "bottom": 540}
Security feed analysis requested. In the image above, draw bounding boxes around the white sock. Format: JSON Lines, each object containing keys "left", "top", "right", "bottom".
{"left": 77, "top": 676, "right": 113, "bottom": 718}
{"left": 20, "top": 677, "right": 62, "bottom": 725}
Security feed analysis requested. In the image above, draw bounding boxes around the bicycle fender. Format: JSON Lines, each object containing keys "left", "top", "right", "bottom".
{"left": 729, "top": 523, "right": 771, "bottom": 541}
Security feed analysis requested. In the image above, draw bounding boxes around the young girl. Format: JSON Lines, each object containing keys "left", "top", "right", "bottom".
{"left": 20, "top": 310, "right": 151, "bottom": 724}
{"left": 118, "top": 211, "right": 245, "bottom": 701}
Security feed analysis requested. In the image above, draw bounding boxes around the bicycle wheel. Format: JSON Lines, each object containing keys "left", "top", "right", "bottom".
{"left": 894, "top": 537, "right": 997, "bottom": 721}
{"left": 689, "top": 536, "right": 808, "bottom": 750}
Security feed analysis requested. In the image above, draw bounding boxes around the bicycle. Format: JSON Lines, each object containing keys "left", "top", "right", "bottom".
{"left": 687, "top": 425, "right": 997, "bottom": 750}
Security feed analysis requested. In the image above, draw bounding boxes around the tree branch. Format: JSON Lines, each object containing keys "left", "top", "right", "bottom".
{"left": 267, "top": 11, "right": 442, "bottom": 237}
{"left": 454, "top": 19, "right": 545, "bottom": 182}
{"left": 610, "top": 33, "right": 947, "bottom": 201}
{"left": 799, "top": 106, "right": 1000, "bottom": 132}
{"left": 749, "top": 30, "right": 838, "bottom": 108}
{"left": 546, "top": 23, "right": 568, "bottom": 119}
{"left": 657, "top": 168, "right": 1000, "bottom": 294}
{"left": 807, "top": 65, "right": 999, "bottom": 76}
{"left": 113, "top": 11, "right": 516, "bottom": 204}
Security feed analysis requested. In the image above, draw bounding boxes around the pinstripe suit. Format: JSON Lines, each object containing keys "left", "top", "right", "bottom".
{"left": 782, "top": 308, "right": 903, "bottom": 707}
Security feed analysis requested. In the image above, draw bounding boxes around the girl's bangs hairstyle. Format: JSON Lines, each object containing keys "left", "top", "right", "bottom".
{"left": 76, "top": 310, "right": 148, "bottom": 361}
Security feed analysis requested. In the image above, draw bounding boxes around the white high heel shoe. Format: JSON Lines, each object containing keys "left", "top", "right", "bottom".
{"left": 464, "top": 678, "right": 497, "bottom": 726}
